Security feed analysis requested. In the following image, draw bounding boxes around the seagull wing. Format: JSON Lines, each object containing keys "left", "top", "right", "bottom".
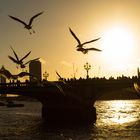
{"left": 47, "top": 81, "right": 65, "bottom": 95}
{"left": 86, "top": 47, "right": 102, "bottom": 51}
{"left": 16, "top": 72, "right": 37, "bottom": 80}
{"left": 17, "top": 72, "right": 35, "bottom": 78}
{"left": 82, "top": 38, "right": 100, "bottom": 45}
{"left": 20, "top": 51, "right": 31, "bottom": 62}
{"left": 10, "top": 46, "right": 19, "bottom": 61}
{"left": 55, "top": 71, "right": 72, "bottom": 91}
{"left": 56, "top": 71, "right": 62, "bottom": 79}
{"left": 134, "top": 82, "right": 140, "bottom": 94}
{"left": 29, "top": 12, "right": 43, "bottom": 26}
{"left": 24, "top": 57, "right": 40, "bottom": 65}
{"left": 56, "top": 71, "right": 69, "bottom": 85}
{"left": 0, "top": 69, "right": 16, "bottom": 79}
{"left": 17, "top": 72, "right": 28, "bottom": 77}
{"left": 69, "top": 28, "right": 81, "bottom": 45}
{"left": 8, "top": 15, "right": 27, "bottom": 26}
{"left": 8, "top": 56, "right": 18, "bottom": 64}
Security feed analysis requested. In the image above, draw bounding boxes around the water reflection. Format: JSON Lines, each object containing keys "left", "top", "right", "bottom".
{"left": 1, "top": 100, "right": 140, "bottom": 139}
{"left": 95, "top": 100, "right": 140, "bottom": 126}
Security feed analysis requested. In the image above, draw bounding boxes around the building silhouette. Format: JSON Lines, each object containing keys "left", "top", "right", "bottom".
{"left": 29, "top": 60, "right": 42, "bottom": 82}
{"left": 0, "top": 66, "right": 6, "bottom": 83}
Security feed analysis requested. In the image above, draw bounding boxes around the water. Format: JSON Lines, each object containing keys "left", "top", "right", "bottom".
{"left": 0, "top": 100, "right": 140, "bottom": 140}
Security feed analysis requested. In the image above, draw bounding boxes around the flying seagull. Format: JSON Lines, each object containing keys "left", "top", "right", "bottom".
{"left": 134, "top": 82, "right": 140, "bottom": 94}
{"left": 56, "top": 71, "right": 64, "bottom": 82}
{"left": 8, "top": 46, "right": 31, "bottom": 69}
{"left": 0, "top": 67, "right": 17, "bottom": 80}
{"left": 56, "top": 71, "right": 72, "bottom": 88}
{"left": 17, "top": 71, "right": 37, "bottom": 79}
{"left": 8, "top": 12, "right": 43, "bottom": 34}
{"left": 0, "top": 67, "right": 37, "bottom": 80}
{"left": 69, "top": 27, "right": 102, "bottom": 54}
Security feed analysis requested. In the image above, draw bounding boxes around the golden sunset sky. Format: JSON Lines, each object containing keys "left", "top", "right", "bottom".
{"left": 1, "top": 0, "right": 140, "bottom": 80}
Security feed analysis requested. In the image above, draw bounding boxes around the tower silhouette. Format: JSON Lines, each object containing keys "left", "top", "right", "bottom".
{"left": 29, "top": 60, "right": 42, "bottom": 82}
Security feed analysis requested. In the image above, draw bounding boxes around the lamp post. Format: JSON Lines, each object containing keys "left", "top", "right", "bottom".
{"left": 84, "top": 62, "right": 91, "bottom": 79}
{"left": 43, "top": 71, "right": 49, "bottom": 80}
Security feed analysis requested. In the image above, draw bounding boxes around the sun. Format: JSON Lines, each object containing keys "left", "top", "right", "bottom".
{"left": 101, "top": 26, "right": 136, "bottom": 66}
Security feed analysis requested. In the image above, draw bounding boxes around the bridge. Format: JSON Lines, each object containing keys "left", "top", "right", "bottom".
{"left": 0, "top": 80, "right": 135, "bottom": 124}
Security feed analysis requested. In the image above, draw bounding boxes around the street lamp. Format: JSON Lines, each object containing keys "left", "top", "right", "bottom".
{"left": 84, "top": 62, "right": 91, "bottom": 79}
{"left": 43, "top": 71, "right": 49, "bottom": 80}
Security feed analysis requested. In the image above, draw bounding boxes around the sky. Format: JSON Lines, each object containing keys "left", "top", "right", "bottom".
{"left": 1, "top": 0, "right": 140, "bottom": 81}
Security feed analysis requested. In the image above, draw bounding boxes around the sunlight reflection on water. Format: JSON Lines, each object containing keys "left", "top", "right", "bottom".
{"left": 95, "top": 100, "right": 140, "bottom": 126}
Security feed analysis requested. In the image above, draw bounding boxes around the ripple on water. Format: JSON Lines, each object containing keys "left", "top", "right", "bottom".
{"left": 0, "top": 100, "right": 140, "bottom": 139}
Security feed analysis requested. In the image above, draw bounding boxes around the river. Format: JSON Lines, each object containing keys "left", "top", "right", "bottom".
{"left": 0, "top": 100, "right": 140, "bottom": 140}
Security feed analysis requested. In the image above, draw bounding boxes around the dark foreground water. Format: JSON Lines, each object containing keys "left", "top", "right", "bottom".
{"left": 0, "top": 100, "right": 140, "bottom": 140}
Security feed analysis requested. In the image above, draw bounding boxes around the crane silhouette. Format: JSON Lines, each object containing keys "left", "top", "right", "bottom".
{"left": 8, "top": 12, "right": 43, "bottom": 34}
{"left": 8, "top": 46, "right": 39, "bottom": 69}
{"left": 69, "top": 27, "right": 102, "bottom": 54}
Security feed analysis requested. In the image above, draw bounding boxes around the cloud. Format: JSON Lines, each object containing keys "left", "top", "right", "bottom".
{"left": 60, "top": 61, "right": 73, "bottom": 67}
{"left": 39, "top": 58, "right": 47, "bottom": 64}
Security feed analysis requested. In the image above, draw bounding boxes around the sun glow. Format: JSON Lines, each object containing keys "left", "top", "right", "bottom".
{"left": 101, "top": 26, "right": 136, "bottom": 66}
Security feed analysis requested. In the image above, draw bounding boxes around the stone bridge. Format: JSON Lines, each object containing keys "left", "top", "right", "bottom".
{"left": 0, "top": 80, "right": 135, "bottom": 124}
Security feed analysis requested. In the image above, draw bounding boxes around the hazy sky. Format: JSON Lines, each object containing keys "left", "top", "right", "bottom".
{"left": 1, "top": 0, "right": 140, "bottom": 80}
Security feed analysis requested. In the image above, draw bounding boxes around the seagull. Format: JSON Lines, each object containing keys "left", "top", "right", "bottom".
{"left": 69, "top": 27, "right": 102, "bottom": 54}
{"left": 0, "top": 67, "right": 37, "bottom": 80}
{"left": 56, "top": 71, "right": 64, "bottom": 82}
{"left": 16, "top": 71, "right": 37, "bottom": 79}
{"left": 56, "top": 71, "right": 72, "bottom": 88}
{"left": 134, "top": 82, "right": 140, "bottom": 94}
{"left": 8, "top": 12, "right": 43, "bottom": 34}
{"left": 0, "top": 67, "right": 17, "bottom": 79}
{"left": 8, "top": 46, "right": 31, "bottom": 69}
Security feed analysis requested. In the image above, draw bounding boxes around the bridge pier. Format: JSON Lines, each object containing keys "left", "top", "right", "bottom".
{"left": 41, "top": 105, "right": 96, "bottom": 125}
{"left": 40, "top": 94, "right": 97, "bottom": 125}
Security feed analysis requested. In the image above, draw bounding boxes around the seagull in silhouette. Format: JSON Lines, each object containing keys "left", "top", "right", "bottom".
{"left": 8, "top": 46, "right": 31, "bottom": 69}
{"left": 0, "top": 67, "right": 37, "bottom": 80}
{"left": 0, "top": 67, "right": 17, "bottom": 79}
{"left": 56, "top": 71, "right": 64, "bottom": 82}
{"left": 17, "top": 71, "right": 37, "bottom": 79}
{"left": 8, "top": 12, "right": 43, "bottom": 34}
{"left": 134, "top": 83, "right": 140, "bottom": 94}
{"left": 69, "top": 27, "right": 101, "bottom": 54}
{"left": 56, "top": 71, "right": 72, "bottom": 89}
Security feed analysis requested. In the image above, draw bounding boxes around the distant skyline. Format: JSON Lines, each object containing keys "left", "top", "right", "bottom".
{"left": 1, "top": 0, "right": 140, "bottom": 80}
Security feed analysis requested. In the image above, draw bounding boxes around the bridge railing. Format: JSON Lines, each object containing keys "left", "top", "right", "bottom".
{"left": 0, "top": 82, "right": 39, "bottom": 88}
